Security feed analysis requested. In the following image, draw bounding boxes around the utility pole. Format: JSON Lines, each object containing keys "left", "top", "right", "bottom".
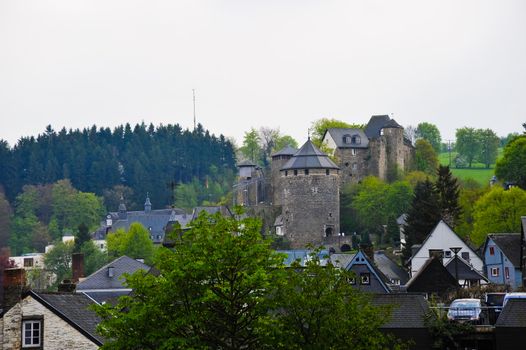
{"left": 446, "top": 139, "right": 453, "bottom": 167}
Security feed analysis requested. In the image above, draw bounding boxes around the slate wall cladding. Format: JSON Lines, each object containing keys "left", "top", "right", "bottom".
{"left": 0, "top": 296, "right": 98, "bottom": 350}
{"left": 281, "top": 170, "right": 340, "bottom": 248}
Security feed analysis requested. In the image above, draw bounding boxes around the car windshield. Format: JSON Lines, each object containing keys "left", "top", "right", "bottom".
{"left": 451, "top": 301, "right": 479, "bottom": 308}
{"left": 486, "top": 294, "right": 505, "bottom": 305}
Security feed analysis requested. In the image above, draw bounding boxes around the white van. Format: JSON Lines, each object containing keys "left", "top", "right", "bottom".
{"left": 503, "top": 292, "right": 526, "bottom": 306}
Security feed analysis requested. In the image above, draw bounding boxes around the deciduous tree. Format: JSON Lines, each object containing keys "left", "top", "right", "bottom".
{"left": 455, "top": 127, "right": 479, "bottom": 168}
{"left": 414, "top": 139, "right": 439, "bottom": 175}
{"left": 416, "top": 122, "right": 442, "bottom": 153}
{"left": 478, "top": 128, "right": 499, "bottom": 168}
{"left": 495, "top": 134, "right": 526, "bottom": 189}
{"left": 106, "top": 223, "right": 155, "bottom": 264}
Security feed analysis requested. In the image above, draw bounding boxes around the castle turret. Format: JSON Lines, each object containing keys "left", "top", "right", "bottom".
{"left": 144, "top": 194, "right": 152, "bottom": 213}
{"left": 271, "top": 145, "right": 297, "bottom": 206}
{"left": 279, "top": 139, "right": 340, "bottom": 248}
{"left": 118, "top": 196, "right": 127, "bottom": 220}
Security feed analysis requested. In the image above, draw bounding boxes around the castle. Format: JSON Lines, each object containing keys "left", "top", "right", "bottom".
{"left": 233, "top": 115, "right": 414, "bottom": 250}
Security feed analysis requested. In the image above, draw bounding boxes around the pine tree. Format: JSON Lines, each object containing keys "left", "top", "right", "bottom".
{"left": 435, "top": 165, "right": 462, "bottom": 227}
{"left": 402, "top": 179, "right": 441, "bottom": 265}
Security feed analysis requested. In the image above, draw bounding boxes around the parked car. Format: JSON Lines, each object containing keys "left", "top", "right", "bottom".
{"left": 447, "top": 298, "right": 482, "bottom": 323}
{"left": 503, "top": 292, "right": 526, "bottom": 306}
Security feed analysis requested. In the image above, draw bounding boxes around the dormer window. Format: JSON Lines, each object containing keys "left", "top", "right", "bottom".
{"left": 343, "top": 134, "right": 352, "bottom": 144}
{"left": 351, "top": 135, "right": 360, "bottom": 144}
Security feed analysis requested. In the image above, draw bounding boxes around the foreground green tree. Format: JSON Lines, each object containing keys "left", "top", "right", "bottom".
{"left": 95, "top": 210, "right": 284, "bottom": 349}
{"left": 44, "top": 241, "right": 74, "bottom": 287}
{"left": 274, "top": 249, "right": 404, "bottom": 349}
{"left": 495, "top": 134, "right": 526, "bottom": 189}
{"left": 414, "top": 139, "right": 439, "bottom": 175}
{"left": 470, "top": 186, "right": 526, "bottom": 245}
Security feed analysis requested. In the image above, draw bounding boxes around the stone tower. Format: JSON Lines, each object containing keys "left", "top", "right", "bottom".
{"left": 279, "top": 139, "right": 340, "bottom": 248}
{"left": 270, "top": 145, "right": 297, "bottom": 206}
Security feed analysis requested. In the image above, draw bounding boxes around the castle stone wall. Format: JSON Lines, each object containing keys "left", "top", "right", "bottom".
{"left": 281, "top": 171, "right": 340, "bottom": 248}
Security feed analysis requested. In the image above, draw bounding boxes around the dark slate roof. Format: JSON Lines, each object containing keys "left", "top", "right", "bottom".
{"left": 374, "top": 251, "right": 409, "bottom": 285}
{"left": 364, "top": 115, "right": 402, "bottom": 138}
{"left": 271, "top": 145, "right": 298, "bottom": 157}
{"left": 80, "top": 290, "right": 130, "bottom": 305}
{"left": 280, "top": 139, "right": 339, "bottom": 170}
{"left": 324, "top": 128, "right": 369, "bottom": 149}
{"left": 372, "top": 294, "right": 431, "bottom": 328}
{"left": 76, "top": 256, "right": 151, "bottom": 291}
{"left": 237, "top": 159, "right": 256, "bottom": 167}
{"left": 489, "top": 233, "right": 522, "bottom": 268}
{"left": 405, "top": 257, "right": 458, "bottom": 294}
{"left": 345, "top": 250, "right": 391, "bottom": 293}
{"left": 31, "top": 291, "right": 103, "bottom": 345}
{"left": 444, "top": 256, "right": 488, "bottom": 281}
{"left": 495, "top": 299, "right": 526, "bottom": 327}
{"left": 329, "top": 253, "right": 356, "bottom": 269}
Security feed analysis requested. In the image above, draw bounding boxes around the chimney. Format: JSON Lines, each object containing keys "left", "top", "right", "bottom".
{"left": 72, "top": 252, "right": 84, "bottom": 283}
{"left": 2, "top": 268, "right": 27, "bottom": 309}
{"left": 58, "top": 279, "right": 76, "bottom": 292}
{"left": 359, "top": 243, "right": 374, "bottom": 261}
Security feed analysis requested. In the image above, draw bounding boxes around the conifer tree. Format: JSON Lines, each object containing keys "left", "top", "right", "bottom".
{"left": 402, "top": 179, "right": 441, "bottom": 265}
{"left": 435, "top": 165, "right": 462, "bottom": 227}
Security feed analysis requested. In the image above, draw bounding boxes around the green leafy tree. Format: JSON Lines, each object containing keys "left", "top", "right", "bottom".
{"left": 402, "top": 180, "right": 441, "bottom": 265}
{"left": 274, "top": 249, "right": 403, "bottom": 349}
{"left": 455, "top": 127, "right": 480, "bottom": 168}
{"left": 495, "top": 134, "right": 526, "bottom": 189}
{"left": 455, "top": 184, "right": 488, "bottom": 239}
{"left": 106, "top": 223, "right": 155, "bottom": 264}
{"left": 239, "top": 127, "right": 262, "bottom": 163}
{"left": 0, "top": 191, "right": 12, "bottom": 249}
{"left": 81, "top": 240, "right": 109, "bottom": 276}
{"left": 416, "top": 122, "right": 442, "bottom": 154}
{"left": 44, "top": 241, "right": 74, "bottom": 287}
{"left": 95, "top": 210, "right": 284, "bottom": 350}
{"left": 310, "top": 118, "right": 361, "bottom": 147}
{"left": 435, "top": 165, "right": 462, "bottom": 228}
{"left": 74, "top": 223, "right": 91, "bottom": 253}
{"left": 414, "top": 139, "right": 439, "bottom": 175}
{"left": 470, "top": 187, "right": 526, "bottom": 245}
{"left": 478, "top": 128, "right": 499, "bottom": 168}
{"left": 273, "top": 134, "right": 298, "bottom": 152}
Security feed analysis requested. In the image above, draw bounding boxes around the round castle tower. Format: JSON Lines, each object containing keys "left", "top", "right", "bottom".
{"left": 270, "top": 145, "right": 297, "bottom": 206}
{"left": 279, "top": 139, "right": 340, "bottom": 248}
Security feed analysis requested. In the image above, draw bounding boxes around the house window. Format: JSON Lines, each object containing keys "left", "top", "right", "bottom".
{"left": 429, "top": 249, "right": 444, "bottom": 259}
{"left": 489, "top": 246, "right": 495, "bottom": 255}
{"left": 276, "top": 226, "right": 283, "bottom": 236}
{"left": 351, "top": 163, "right": 357, "bottom": 170}
{"left": 348, "top": 277, "right": 356, "bottom": 285}
{"left": 325, "top": 225, "right": 334, "bottom": 237}
{"left": 444, "top": 251, "right": 452, "bottom": 258}
{"left": 285, "top": 171, "right": 288, "bottom": 176}
{"left": 343, "top": 135, "right": 352, "bottom": 144}
{"left": 360, "top": 273, "right": 370, "bottom": 285}
{"left": 351, "top": 148, "right": 357, "bottom": 156}
{"left": 294, "top": 170, "right": 298, "bottom": 176}
{"left": 461, "top": 252, "right": 470, "bottom": 261}
{"left": 23, "top": 258, "right": 34, "bottom": 267}
{"left": 351, "top": 135, "right": 361, "bottom": 144}
{"left": 304, "top": 169, "right": 309, "bottom": 175}
{"left": 491, "top": 267, "right": 499, "bottom": 277}
{"left": 505, "top": 267, "right": 510, "bottom": 279}
{"left": 22, "top": 319, "right": 42, "bottom": 348}
{"left": 326, "top": 169, "right": 330, "bottom": 175}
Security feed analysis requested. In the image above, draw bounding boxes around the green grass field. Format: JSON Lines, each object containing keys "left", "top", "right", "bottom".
{"left": 438, "top": 150, "right": 502, "bottom": 186}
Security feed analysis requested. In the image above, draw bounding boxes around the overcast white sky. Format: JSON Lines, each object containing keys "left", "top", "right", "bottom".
{"left": 1, "top": 0, "right": 525, "bottom": 148}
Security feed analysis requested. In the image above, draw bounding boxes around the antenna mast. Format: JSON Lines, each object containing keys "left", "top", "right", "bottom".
{"left": 193, "top": 89, "right": 196, "bottom": 130}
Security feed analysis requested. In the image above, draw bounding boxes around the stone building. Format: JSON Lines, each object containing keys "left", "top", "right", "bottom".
{"left": 233, "top": 115, "right": 413, "bottom": 250}
{"left": 322, "top": 115, "right": 414, "bottom": 185}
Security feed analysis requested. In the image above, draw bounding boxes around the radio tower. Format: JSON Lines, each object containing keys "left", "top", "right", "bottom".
{"left": 193, "top": 89, "right": 196, "bottom": 130}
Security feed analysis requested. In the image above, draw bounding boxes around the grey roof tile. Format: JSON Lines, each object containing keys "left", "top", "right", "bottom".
{"left": 489, "top": 233, "right": 521, "bottom": 268}
{"left": 374, "top": 252, "right": 409, "bottom": 284}
{"left": 324, "top": 128, "right": 369, "bottom": 149}
{"left": 364, "top": 115, "right": 402, "bottom": 138}
{"left": 32, "top": 291, "right": 104, "bottom": 345}
{"left": 372, "top": 293, "right": 431, "bottom": 328}
{"left": 444, "top": 256, "right": 488, "bottom": 281}
{"left": 281, "top": 139, "right": 339, "bottom": 170}
{"left": 495, "top": 299, "right": 526, "bottom": 327}
{"left": 271, "top": 145, "right": 298, "bottom": 157}
{"left": 76, "top": 256, "right": 150, "bottom": 291}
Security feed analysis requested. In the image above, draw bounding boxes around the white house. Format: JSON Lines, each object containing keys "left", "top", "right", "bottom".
{"left": 409, "top": 220, "right": 484, "bottom": 278}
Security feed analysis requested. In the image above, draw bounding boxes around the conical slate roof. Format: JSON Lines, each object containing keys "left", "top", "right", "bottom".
{"left": 237, "top": 159, "right": 256, "bottom": 167}
{"left": 281, "top": 139, "right": 339, "bottom": 170}
{"left": 271, "top": 145, "right": 298, "bottom": 157}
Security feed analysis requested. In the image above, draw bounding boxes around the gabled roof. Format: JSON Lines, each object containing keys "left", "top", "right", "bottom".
{"left": 323, "top": 128, "right": 369, "bottom": 149}
{"left": 76, "top": 256, "right": 151, "bottom": 291}
{"left": 271, "top": 145, "right": 298, "bottom": 157}
{"left": 485, "top": 233, "right": 521, "bottom": 268}
{"left": 495, "top": 299, "right": 526, "bottom": 327}
{"left": 237, "top": 159, "right": 256, "bottom": 167}
{"left": 364, "top": 115, "right": 402, "bottom": 138}
{"left": 329, "top": 253, "right": 356, "bottom": 269}
{"left": 30, "top": 291, "right": 103, "bottom": 345}
{"left": 374, "top": 251, "right": 409, "bottom": 284}
{"left": 281, "top": 139, "right": 339, "bottom": 170}
{"left": 444, "top": 256, "right": 488, "bottom": 282}
{"left": 345, "top": 251, "right": 391, "bottom": 293}
{"left": 372, "top": 294, "right": 431, "bottom": 328}
{"left": 406, "top": 257, "right": 458, "bottom": 294}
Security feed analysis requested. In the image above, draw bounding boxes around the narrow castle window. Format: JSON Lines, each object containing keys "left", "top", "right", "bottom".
{"left": 352, "top": 163, "right": 357, "bottom": 170}
{"left": 285, "top": 170, "right": 288, "bottom": 176}
{"left": 326, "top": 169, "right": 330, "bottom": 175}
{"left": 294, "top": 170, "right": 298, "bottom": 176}
{"left": 304, "top": 169, "right": 309, "bottom": 175}
{"left": 351, "top": 149, "right": 357, "bottom": 156}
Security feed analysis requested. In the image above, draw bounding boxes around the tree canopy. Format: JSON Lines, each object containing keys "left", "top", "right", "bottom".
{"left": 414, "top": 139, "right": 439, "bottom": 175}
{"left": 435, "top": 165, "right": 462, "bottom": 228}
{"left": 495, "top": 134, "right": 526, "bottom": 189}
{"left": 106, "top": 222, "right": 155, "bottom": 264}
{"left": 310, "top": 118, "right": 362, "bottom": 147}
{"left": 416, "top": 122, "right": 441, "bottom": 154}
